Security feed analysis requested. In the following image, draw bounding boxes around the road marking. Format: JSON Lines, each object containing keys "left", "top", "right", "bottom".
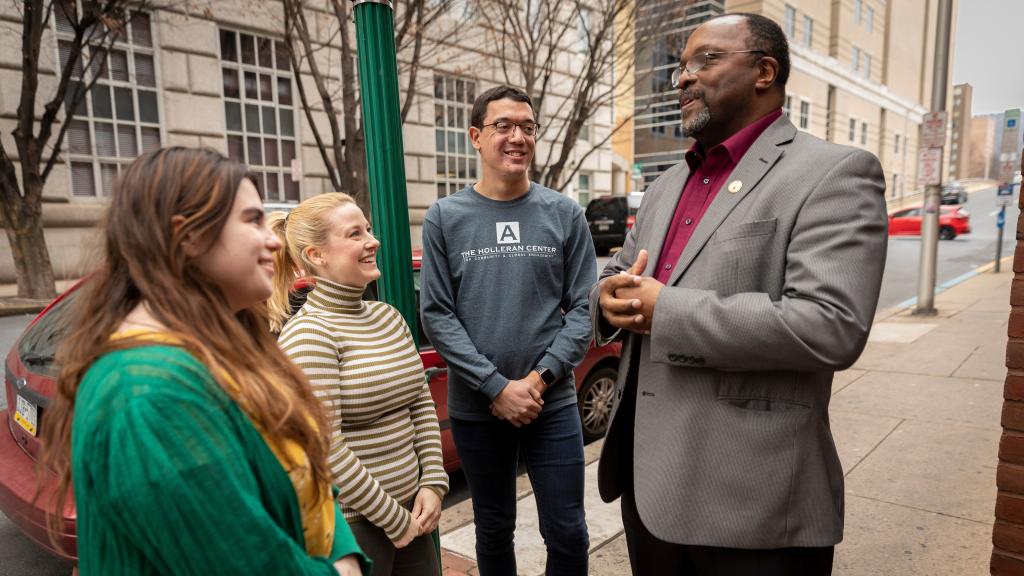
{"left": 893, "top": 257, "right": 1012, "bottom": 309}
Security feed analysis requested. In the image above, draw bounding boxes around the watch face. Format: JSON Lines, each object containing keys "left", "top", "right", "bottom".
{"left": 540, "top": 368, "right": 556, "bottom": 385}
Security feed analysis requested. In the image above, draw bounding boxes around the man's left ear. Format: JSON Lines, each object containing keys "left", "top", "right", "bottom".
{"left": 755, "top": 56, "right": 779, "bottom": 91}
{"left": 172, "top": 214, "right": 202, "bottom": 258}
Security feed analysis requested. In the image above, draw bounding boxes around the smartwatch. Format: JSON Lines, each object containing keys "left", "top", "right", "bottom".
{"left": 535, "top": 367, "right": 557, "bottom": 387}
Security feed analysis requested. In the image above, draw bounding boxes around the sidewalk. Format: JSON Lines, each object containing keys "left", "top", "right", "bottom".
{"left": 439, "top": 261, "right": 1011, "bottom": 575}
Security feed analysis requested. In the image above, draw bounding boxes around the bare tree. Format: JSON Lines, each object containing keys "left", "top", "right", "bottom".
{"left": 0, "top": 0, "right": 154, "bottom": 299}
{"left": 280, "top": 0, "right": 461, "bottom": 217}
{"left": 475, "top": 0, "right": 680, "bottom": 192}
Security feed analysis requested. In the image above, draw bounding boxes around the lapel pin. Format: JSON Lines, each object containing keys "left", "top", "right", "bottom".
{"left": 728, "top": 180, "right": 742, "bottom": 193}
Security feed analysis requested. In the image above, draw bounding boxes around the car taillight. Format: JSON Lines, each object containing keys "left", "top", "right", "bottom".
{"left": 626, "top": 215, "right": 635, "bottom": 229}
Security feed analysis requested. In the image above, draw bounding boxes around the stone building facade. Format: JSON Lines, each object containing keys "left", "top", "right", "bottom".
{"left": 0, "top": 1, "right": 614, "bottom": 282}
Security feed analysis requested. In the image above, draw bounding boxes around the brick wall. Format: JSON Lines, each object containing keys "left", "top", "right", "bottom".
{"left": 994, "top": 152, "right": 1024, "bottom": 574}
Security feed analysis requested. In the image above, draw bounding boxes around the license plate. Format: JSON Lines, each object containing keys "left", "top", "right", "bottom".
{"left": 14, "top": 395, "right": 37, "bottom": 436}
{"left": 598, "top": 224, "right": 609, "bottom": 231}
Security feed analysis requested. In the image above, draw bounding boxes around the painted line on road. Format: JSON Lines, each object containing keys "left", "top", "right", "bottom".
{"left": 893, "top": 256, "right": 1012, "bottom": 310}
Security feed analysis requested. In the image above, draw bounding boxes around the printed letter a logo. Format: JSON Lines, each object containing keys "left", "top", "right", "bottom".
{"left": 496, "top": 222, "right": 520, "bottom": 244}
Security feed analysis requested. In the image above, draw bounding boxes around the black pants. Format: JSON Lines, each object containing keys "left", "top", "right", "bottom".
{"left": 347, "top": 517, "right": 439, "bottom": 576}
{"left": 621, "top": 487, "right": 834, "bottom": 576}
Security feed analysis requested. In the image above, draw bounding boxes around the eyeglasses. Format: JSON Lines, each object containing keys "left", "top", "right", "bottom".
{"left": 670, "top": 50, "right": 766, "bottom": 89}
{"left": 481, "top": 120, "right": 541, "bottom": 137}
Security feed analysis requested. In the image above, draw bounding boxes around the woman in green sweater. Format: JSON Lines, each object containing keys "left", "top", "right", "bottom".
{"left": 39, "top": 148, "right": 370, "bottom": 576}
{"left": 268, "top": 193, "right": 448, "bottom": 575}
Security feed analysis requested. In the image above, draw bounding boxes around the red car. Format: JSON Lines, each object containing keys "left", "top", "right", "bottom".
{"left": 888, "top": 205, "right": 971, "bottom": 240}
{"left": 1, "top": 261, "right": 620, "bottom": 559}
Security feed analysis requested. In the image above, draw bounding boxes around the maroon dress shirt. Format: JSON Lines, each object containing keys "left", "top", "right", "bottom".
{"left": 654, "top": 109, "right": 783, "bottom": 284}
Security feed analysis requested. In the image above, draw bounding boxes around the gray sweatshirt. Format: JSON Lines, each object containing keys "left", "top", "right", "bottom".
{"left": 419, "top": 183, "right": 597, "bottom": 421}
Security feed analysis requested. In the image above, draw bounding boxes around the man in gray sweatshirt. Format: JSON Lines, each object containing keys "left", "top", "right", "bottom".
{"left": 420, "top": 85, "right": 596, "bottom": 576}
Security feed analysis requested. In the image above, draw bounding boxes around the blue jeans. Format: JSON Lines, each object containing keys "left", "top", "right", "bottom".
{"left": 451, "top": 404, "right": 589, "bottom": 576}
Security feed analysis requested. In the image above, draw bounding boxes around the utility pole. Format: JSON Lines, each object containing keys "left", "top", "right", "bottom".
{"left": 351, "top": 0, "right": 418, "bottom": 341}
{"left": 914, "top": 0, "right": 954, "bottom": 315}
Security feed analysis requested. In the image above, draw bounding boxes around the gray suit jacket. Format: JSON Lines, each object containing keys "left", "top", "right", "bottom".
{"left": 592, "top": 116, "right": 887, "bottom": 549}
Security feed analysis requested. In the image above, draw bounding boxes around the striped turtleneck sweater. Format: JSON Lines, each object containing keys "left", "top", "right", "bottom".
{"left": 278, "top": 278, "right": 449, "bottom": 540}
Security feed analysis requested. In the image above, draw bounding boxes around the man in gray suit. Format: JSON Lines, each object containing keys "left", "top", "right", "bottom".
{"left": 593, "top": 13, "right": 887, "bottom": 575}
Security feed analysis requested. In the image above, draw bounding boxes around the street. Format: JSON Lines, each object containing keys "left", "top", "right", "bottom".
{"left": 0, "top": 187, "right": 1016, "bottom": 574}
{"left": 877, "top": 183, "right": 1018, "bottom": 310}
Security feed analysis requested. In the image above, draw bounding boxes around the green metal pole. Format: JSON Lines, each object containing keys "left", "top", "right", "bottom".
{"left": 351, "top": 0, "right": 417, "bottom": 342}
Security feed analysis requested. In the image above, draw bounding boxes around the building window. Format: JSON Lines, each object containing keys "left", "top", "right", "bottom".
{"left": 852, "top": 46, "right": 860, "bottom": 72}
{"left": 577, "top": 8, "right": 591, "bottom": 53}
{"left": 784, "top": 4, "right": 796, "bottom": 38}
{"left": 577, "top": 172, "right": 592, "bottom": 206}
{"left": 58, "top": 9, "right": 161, "bottom": 197}
{"left": 434, "top": 75, "right": 477, "bottom": 198}
{"left": 866, "top": 7, "right": 874, "bottom": 32}
{"left": 849, "top": 117, "right": 857, "bottom": 142}
{"left": 861, "top": 121, "right": 868, "bottom": 145}
{"left": 579, "top": 118, "right": 593, "bottom": 142}
{"left": 894, "top": 133, "right": 901, "bottom": 154}
{"left": 863, "top": 53, "right": 871, "bottom": 79}
{"left": 892, "top": 173, "right": 900, "bottom": 198}
{"left": 784, "top": 95, "right": 793, "bottom": 117}
{"left": 802, "top": 15, "right": 813, "bottom": 48}
{"left": 219, "top": 29, "right": 298, "bottom": 202}
{"left": 854, "top": 0, "right": 862, "bottom": 23}
{"left": 799, "top": 99, "right": 810, "bottom": 130}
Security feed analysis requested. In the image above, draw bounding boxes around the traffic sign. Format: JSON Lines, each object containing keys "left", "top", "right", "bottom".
{"left": 998, "top": 183, "right": 1015, "bottom": 207}
{"left": 917, "top": 148, "right": 942, "bottom": 186}
{"left": 921, "top": 111, "right": 948, "bottom": 148}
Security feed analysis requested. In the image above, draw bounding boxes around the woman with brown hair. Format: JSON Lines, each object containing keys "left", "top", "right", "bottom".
{"left": 39, "top": 148, "right": 369, "bottom": 576}
{"left": 268, "top": 193, "right": 448, "bottom": 575}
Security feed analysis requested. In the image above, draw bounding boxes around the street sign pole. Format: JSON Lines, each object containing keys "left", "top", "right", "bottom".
{"left": 914, "top": 0, "right": 953, "bottom": 315}
{"left": 996, "top": 206, "right": 1006, "bottom": 273}
{"left": 996, "top": 182, "right": 1015, "bottom": 272}
{"left": 351, "top": 0, "right": 418, "bottom": 342}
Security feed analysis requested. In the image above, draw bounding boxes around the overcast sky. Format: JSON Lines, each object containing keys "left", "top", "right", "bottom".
{"left": 952, "top": 0, "right": 1023, "bottom": 116}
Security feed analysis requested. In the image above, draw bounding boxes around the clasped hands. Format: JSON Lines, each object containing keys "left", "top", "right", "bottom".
{"left": 490, "top": 370, "right": 546, "bottom": 427}
{"left": 598, "top": 249, "right": 663, "bottom": 336}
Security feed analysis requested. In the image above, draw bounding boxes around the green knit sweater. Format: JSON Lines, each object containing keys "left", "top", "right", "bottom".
{"left": 71, "top": 344, "right": 370, "bottom": 575}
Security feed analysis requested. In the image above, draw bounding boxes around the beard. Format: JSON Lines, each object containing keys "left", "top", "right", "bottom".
{"left": 681, "top": 104, "right": 711, "bottom": 138}
{"left": 679, "top": 89, "right": 711, "bottom": 137}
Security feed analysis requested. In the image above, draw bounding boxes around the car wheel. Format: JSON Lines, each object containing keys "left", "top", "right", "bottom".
{"left": 939, "top": 226, "right": 956, "bottom": 240}
{"left": 578, "top": 366, "right": 617, "bottom": 443}
{"left": 959, "top": 192, "right": 968, "bottom": 204}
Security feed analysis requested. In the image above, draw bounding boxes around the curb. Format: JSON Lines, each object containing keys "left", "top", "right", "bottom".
{"left": 878, "top": 255, "right": 1013, "bottom": 319}
{"left": 0, "top": 300, "right": 48, "bottom": 318}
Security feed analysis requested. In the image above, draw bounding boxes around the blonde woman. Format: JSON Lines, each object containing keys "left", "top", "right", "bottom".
{"left": 269, "top": 193, "right": 448, "bottom": 575}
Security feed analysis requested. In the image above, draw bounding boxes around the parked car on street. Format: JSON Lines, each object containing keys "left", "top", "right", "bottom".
{"left": 0, "top": 254, "right": 621, "bottom": 560}
{"left": 888, "top": 205, "right": 971, "bottom": 240}
{"left": 940, "top": 182, "right": 968, "bottom": 205}
{"left": 585, "top": 193, "right": 642, "bottom": 255}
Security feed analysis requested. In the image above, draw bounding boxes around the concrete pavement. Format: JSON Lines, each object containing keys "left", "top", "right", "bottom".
{"left": 439, "top": 260, "right": 1011, "bottom": 575}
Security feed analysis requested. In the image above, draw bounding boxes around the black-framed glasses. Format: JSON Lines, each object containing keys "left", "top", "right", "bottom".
{"left": 482, "top": 120, "right": 541, "bottom": 137}
{"left": 670, "top": 50, "right": 766, "bottom": 88}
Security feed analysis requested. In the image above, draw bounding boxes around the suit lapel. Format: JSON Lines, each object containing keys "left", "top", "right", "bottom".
{"left": 640, "top": 162, "right": 690, "bottom": 276}
{"left": 665, "top": 117, "right": 796, "bottom": 286}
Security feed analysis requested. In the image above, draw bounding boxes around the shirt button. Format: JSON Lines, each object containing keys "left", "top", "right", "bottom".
{"left": 703, "top": 178, "right": 710, "bottom": 184}
{"left": 664, "top": 264, "right": 672, "bottom": 270}
{"left": 685, "top": 218, "right": 692, "bottom": 225}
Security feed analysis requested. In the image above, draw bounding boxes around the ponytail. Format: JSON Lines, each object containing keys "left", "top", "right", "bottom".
{"left": 267, "top": 211, "right": 300, "bottom": 333}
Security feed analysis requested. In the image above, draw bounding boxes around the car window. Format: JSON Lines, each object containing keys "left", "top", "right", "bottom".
{"left": 585, "top": 199, "right": 623, "bottom": 220}
{"left": 18, "top": 290, "right": 78, "bottom": 378}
